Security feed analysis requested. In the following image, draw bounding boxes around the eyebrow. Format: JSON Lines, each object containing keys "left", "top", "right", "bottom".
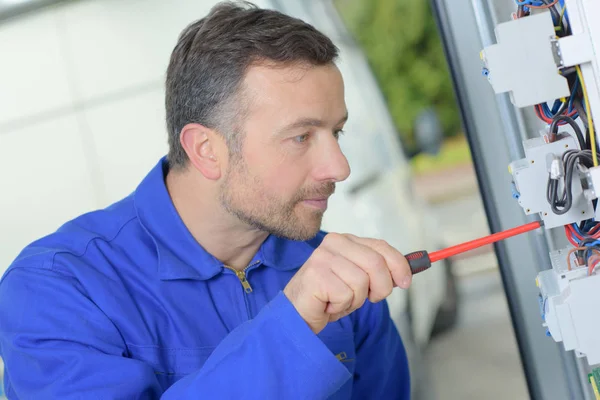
{"left": 277, "top": 113, "right": 349, "bottom": 135}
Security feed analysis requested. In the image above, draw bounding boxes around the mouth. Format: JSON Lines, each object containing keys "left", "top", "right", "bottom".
{"left": 302, "top": 198, "right": 329, "bottom": 210}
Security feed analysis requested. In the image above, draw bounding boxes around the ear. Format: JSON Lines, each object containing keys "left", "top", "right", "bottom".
{"left": 180, "top": 123, "right": 222, "bottom": 180}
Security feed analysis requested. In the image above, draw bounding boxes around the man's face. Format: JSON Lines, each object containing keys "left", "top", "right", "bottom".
{"left": 219, "top": 62, "right": 350, "bottom": 241}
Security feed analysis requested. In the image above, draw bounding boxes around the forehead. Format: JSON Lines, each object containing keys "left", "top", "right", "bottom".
{"left": 240, "top": 62, "right": 346, "bottom": 123}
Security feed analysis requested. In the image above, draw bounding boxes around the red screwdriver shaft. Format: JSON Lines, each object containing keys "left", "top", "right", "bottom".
{"left": 406, "top": 220, "right": 542, "bottom": 275}
{"left": 428, "top": 220, "right": 542, "bottom": 263}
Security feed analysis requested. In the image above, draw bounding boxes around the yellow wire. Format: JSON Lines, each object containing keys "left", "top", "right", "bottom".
{"left": 560, "top": 5, "right": 567, "bottom": 26}
{"left": 591, "top": 376, "right": 600, "bottom": 400}
{"left": 576, "top": 65, "right": 598, "bottom": 167}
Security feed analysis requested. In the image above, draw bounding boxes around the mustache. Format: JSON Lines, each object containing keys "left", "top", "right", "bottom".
{"left": 298, "top": 182, "right": 336, "bottom": 200}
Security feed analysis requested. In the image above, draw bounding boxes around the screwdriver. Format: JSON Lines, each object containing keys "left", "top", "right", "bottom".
{"left": 405, "top": 220, "right": 543, "bottom": 274}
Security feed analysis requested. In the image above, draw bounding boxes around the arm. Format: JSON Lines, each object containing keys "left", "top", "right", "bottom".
{"left": 0, "top": 267, "right": 350, "bottom": 399}
{"left": 350, "top": 299, "right": 410, "bottom": 399}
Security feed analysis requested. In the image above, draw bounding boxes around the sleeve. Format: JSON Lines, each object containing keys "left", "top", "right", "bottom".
{"left": 350, "top": 299, "right": 411, "bottom": 399}
{"left": 0, "top": 267, "right": 351, "bottom": 400}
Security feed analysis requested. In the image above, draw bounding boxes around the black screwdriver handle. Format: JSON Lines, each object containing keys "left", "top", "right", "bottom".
{"left": 405, "top": 251, "right": 432, "bottom": 275}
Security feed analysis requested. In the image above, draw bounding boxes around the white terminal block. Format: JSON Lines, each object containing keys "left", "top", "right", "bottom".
{"left": 510, "top": 136, "right": 594, "bottom": 229}
{"left": 481, "top": 11, "right": 570, "bottom": 108}
{"left": 537, "top": 248, "right": 600, "bottom": 365}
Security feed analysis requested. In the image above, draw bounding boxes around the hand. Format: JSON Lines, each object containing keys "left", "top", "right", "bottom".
{"left": 283, "top": 233, "right": 412, "bottom": 334}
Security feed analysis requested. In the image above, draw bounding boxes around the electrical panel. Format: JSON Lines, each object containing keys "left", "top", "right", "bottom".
{"left": 481, "top": 0, "right": 600, "bottom": 394}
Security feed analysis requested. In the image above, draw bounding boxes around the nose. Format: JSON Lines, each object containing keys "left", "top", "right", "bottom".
{"left": 314, "top": 135, "right": 351, "bottom": 183}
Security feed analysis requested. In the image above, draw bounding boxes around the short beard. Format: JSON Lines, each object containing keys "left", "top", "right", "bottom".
{"left": 219, "top": 156, "right": 334, "bottom": 241}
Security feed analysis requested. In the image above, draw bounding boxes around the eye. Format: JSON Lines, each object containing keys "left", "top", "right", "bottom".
{"left": 333, "top": 129, "right": 345, "bottom": 140}
{"left": 294, "top": 133, "right": 310, "bottom": 143}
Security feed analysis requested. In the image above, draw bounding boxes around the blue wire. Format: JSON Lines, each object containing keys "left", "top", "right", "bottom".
{"left": 542, "top": 103, "right": 553, "bottom": 118}
{"left": 583, "top": 243, "right": 600, "bottom": 263}
{"left": 551, "top": 100, "right": 562, "bottom": 114}
{"left": 583, "top": 242, "right": 600, "bottom": 263}
{"left": 515, "top": 0, "right": 545, "bottom": 6}
{"left": 569, "top": 78, "right": 579, "bottom": 112}
{"left": 569, "top": 221, "right": 600, "bottom": 264}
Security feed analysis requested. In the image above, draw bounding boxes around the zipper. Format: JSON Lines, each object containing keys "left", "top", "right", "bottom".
{"left": 224, "top": 260, "right": 261, "bottom": 320}
{"left": 223, "top": 260, "right": 261, "bottom": 293}
{"left": 235, "top": 270, "right": 253, "bottom": 293}
{"left": 335, "top": 352, "right": 354, "bottom": 363}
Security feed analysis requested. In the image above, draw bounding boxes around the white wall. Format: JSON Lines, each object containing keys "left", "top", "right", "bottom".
{"left": 0, "top": 0, "right": 407, "bottom": 274}
{"left": 0, "top": 0, "right": 223, "bottom": 271}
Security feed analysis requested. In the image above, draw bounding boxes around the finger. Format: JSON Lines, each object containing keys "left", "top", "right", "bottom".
{"left": 322, "top": 269, "right": 355, "bottom": 315}
{"left": 345, "top": 235, "right": 412, "bottom": 289}
{"left": 328, "top": 309, "right": 354, "bottom": 323}
{"left": 322, "top": 233, "right": 394, "bottom": 302}
{"left": 329, "top": 255, "right": 369, "bottom": 312}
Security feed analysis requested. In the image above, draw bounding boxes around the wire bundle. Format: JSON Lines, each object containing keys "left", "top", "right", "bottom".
{"left": 534, "top": 99, "right": 579, "bottom": 127}
{"left": 547, "top": 150, "right": 594, "bottom": 214}
{"left": 516, "top": 0, "right": 579, "bottom": 127}
{"left": 515, "top": 0, "right": 559, "bottom": 9}
{"left": 565, "top": 223, "right": 600, "bottom": 275}
{"left": 513, "top": 0, "right": 567, "bottom": 23}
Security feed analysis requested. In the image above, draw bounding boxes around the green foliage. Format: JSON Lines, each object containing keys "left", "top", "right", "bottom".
{"left": 334, "top": 0, "right": 462, "bottom": 152}
{"left": 411, "top": 135, "right": 472, "bottom": 175}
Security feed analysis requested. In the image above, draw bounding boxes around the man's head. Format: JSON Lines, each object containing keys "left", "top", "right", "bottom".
{"left": 165, "top": 1, "right": 350, "bottom": 240}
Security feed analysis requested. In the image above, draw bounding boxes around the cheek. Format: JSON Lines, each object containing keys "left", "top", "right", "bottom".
{"left": 264, "top": 165, "right": 304, "bottom": 196}
{"left": 243, "top": 141, "right": 311, "bottom": 198}
{"left": 254, "top": 160, "right": 307, "bottom": 201}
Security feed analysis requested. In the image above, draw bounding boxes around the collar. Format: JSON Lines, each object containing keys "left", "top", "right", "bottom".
{"left": 134, "top": 157, "right": 324, "bottom": 280}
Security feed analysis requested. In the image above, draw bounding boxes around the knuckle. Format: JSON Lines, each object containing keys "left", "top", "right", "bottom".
{"left": 374, "top": 238, "right": 389, "bottom": 247}
{"left": 368, "top": 252, "right": 387, "bottom": 270}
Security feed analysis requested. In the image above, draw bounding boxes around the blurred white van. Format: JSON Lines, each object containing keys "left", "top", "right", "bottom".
{"left": 0, "top": 0, "right": 457, "bottom": 397}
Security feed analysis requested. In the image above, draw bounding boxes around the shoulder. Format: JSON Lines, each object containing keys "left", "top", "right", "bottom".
{"left": 3, "top": 194, "right": 141, "bottom": 279}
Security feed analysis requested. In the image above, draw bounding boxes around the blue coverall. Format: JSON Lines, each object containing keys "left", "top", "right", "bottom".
{"left": 0, "top": 157, "right": 410, "bottom": 399}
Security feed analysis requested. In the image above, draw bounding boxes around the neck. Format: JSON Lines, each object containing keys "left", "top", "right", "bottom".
{"left": 165, "top": 167, "right": 268, "bottom": 271}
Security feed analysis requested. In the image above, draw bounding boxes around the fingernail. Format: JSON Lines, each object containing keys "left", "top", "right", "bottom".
{"left": 401, "top": 276, "right": 411, "bottom": 288}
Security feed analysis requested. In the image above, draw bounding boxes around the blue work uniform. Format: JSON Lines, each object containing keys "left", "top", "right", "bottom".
{"left": 0, "top": 157, "right": 410, "bottom": 399}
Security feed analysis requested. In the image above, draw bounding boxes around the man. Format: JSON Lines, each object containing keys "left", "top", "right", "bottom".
{"left": 0, "top": 2, "right": 412, "bottom": 398}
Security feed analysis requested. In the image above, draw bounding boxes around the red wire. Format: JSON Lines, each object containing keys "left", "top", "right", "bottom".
{"left": 566, "top": 224, "right": 584, "bottom": 240}
{"left": 535, "top": 105, "right": 553, "bottom": 123}
{"left": 429, "top": 221, "right": 542, "bottom": 263}
{"left": 565, "top": 226, "right": 578, "bottom": 246}
{"left": 589, "top": 224, "right": 600, "bottom": 234}
{"left": 534, "top": 104, "right": 579, "bottom": 127}
{"left": 589, "top": 258, "right": 600, "bottom": 275}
